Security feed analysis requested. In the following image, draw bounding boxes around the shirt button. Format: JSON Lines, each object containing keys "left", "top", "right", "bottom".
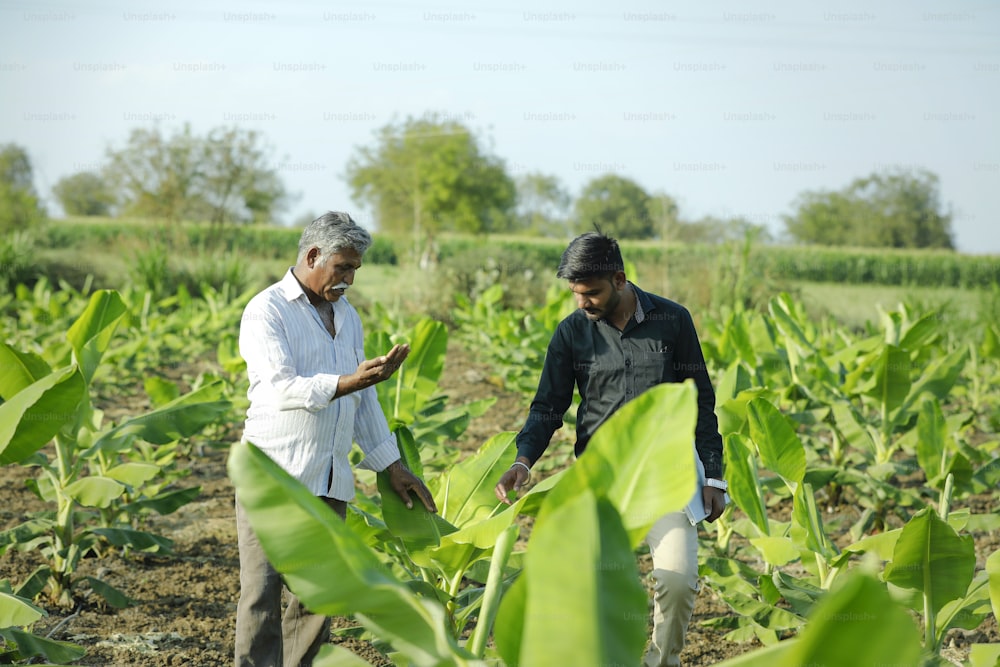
{"left": 625, "top": 359, "right": 631, "bottom": 367}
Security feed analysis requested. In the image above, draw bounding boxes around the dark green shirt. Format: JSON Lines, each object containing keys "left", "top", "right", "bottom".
{"left": 515, "top": 283, "right": 724, "bottom": 479}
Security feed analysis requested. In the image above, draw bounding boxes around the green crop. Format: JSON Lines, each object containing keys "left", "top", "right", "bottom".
{"left": 0, "top": 290, "right": 230, "bottom": 608}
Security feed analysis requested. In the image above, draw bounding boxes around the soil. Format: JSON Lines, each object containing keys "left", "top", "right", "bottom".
{"left": 1, "top": 341, "right": 997, "bottom": 666}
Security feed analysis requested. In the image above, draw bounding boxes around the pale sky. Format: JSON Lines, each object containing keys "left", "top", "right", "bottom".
{"left": 2, "top": 0, "right": 998, "bottom": 253}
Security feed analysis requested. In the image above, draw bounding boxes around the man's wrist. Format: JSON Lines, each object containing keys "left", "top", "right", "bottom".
{"left": 510, "top": 461, "right": 531, "bottom": 475}
{"left": 705, "top": 478, "right": 727, "bottom": 491}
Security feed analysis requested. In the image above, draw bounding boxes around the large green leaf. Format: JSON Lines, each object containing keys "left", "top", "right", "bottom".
{"left": 64, "top": 476, "right": 125, "bottom": 508}
{"left": 66, "top": 289, "right": 128, "bottom": 385}
{"left": 749, "top": 536, "right": 799, "bottom": 567}
{"left": 897, "top": 347, "right": 967, "bottom": 415}
{"left": 403, "top": 318, "right": 447, "bottom": 390}
{"left": 430, "top": 431, "right": 515, "bottom": 527}
{"left": 376, "top": 468, "right": 457, "bottom": 549}
{"left": 122, "top": 486, "right": 201, "bottom": 516}
{"left": 791, "top": 482, "right": 835, "bottom": 560}
{"left": 91, "top": 381, "right": 230, "bottom": 452}
{"left": 867, "top": 345, "right": 912, "bottom": 415}
{"left": 0, "top": 627, "right": 87, "bottom": 663}
{"left": 105, "top": 462, "right": 161, "bottom": 487}
{"left": 492, "top": 571, "right": 527, "bottom": 665}
{"left": 884, "top": 508, "right": 976, "bottom": 616}
{"left": 936, "top": 573, "right": 993, "bottom": 638}
{"left": 539, "top": 382, "right": 698, "bottom": 547}
{"left": 784, "top": 570, "right": 921, "bottom": 667}
{"left": 723, "top": 433, "right": 769, "bottom": 535}
{"left": 746, "top": 397, "right": 805, "bottom": 492}
{"left": 985, "top": 548, "right": 1000, "bottom": 622}
{"left": 500, "top": 491, "right": 647, "bottom": 666}
{"left": 716, "top": 571, "right": 922, "bottom": 666}
{"left": 0, "top": 591, "right": 44, "bottom": 628}
{"left": 227, "top": 441, "right": 483, "bottom": 666}
{"left": 969, "top": 643, "right": 1000, "bottom": 667}
{"left": 0, "top": 366, "right": 86, "bottom": 465}
{"left": 91, "top": 528, "right": 173, "bottom": 553}
{"left": 915, "top": 397, "right": 947, "bottom": 482}
{"left": 0, "top": 342, "right": 52, "bottom": 399}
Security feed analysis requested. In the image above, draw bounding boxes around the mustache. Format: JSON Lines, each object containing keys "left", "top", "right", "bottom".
{"left": 332, "top": 282, "right": 350, "bottom": 291}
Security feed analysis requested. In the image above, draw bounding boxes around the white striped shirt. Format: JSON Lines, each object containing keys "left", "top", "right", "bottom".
{"left": 239, "top": 269, "right": 399, "bottom": 500}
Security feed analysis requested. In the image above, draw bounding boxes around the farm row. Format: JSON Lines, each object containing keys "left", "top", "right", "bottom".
{"left": 1, "top": 251, "right": 999, "bottom": 664}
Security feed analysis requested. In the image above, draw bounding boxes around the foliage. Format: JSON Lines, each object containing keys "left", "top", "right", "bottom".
{"left": 451, "top": 281, "right": 574, "bottom": 400}
{"left": 0, "top": 143, "right": 46, "bottom": 234}
{"left": 0, "top": 290, "right": 231, "bottom": 608}
{"left": 572, "top": 173, "right": 654, "bottom": 238}
{"left": 103, "top": 123, "right": 288, "bottom": 224}
{"left": 760, "top": 244, "right": 1000, "bottom": 289}
{"left": 784, "top": 168, "right": 954, "bottom": 249}
{"left": 513, "top": 172, "right": 571, "bottom": 237}
{"left": 345, "top": 114, "right": 517, "bottom": 251}
{"left": 229, "top": 383, "right": 699, "bottom": 666}
{"left": 695, "top": 291, "right": 1000, "bottom": 661}
{"left": 0, "top": 580, "right": 86, "bottom": 664}
{"left": 200, "top": 126, "right": 289, "bottom": 224}
{"left": 361, "top": 307, "right": 496, "bottom": 470}
{"left": 676, "top": 214, "right": 772, "bottom": 246}
{"left": 51, "top": 171, "right": 114, "bottom": 217}
{"left": 0, "top": 231, "right": 38, "bottom": 294}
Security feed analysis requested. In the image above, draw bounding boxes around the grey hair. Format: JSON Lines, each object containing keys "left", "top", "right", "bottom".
{"left": 296, "top": 211, "right": 372, "bottom": 263}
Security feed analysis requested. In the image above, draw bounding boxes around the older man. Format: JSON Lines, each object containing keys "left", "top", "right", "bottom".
{"left": 236, "top": 211, "right": 436, "bottom": 666}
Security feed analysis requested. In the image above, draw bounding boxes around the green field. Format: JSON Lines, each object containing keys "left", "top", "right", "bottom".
{"left": 2, "top": 219, "right": 999, "bottom": 666}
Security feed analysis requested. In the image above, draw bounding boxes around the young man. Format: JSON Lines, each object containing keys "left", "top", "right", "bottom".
{"left": 237, "top": 211, "right": 437, "bottom": 666}
{"left": 494, "top": 231, "right": 726, "bottom": 667}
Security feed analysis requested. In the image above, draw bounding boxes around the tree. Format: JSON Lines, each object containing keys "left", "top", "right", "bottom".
{"left": 674, "top": 215, "right": 772, "bottom": 245}
{"left": 201, "top": 126, "right": 288, "bottom": 224}
{"left": 573, "top": 174, "right": 654, "bottom": 239}
{"left": 514, "top": 172, "right": 571, "bottom": 237}
{"left": 784, "top": 169, "right": 954, "bottom": 249}
{"left": 345, "top": 114, "right": 516, "bottom": 247}
{"left": 103, "top": 124, "right": 288, "bottom": 224}
{"left": 52, "top": 171, "right": 115, "bottom": 216}
{"left": 0, "top": 143, "right": 45, "bottom": 233}
{"left": 103, "top": 124, "right": 203, "bottom": 221}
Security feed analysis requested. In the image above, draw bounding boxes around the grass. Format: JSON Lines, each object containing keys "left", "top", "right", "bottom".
{"left": 795, "top": 281, "right": 990, "bottom": 331}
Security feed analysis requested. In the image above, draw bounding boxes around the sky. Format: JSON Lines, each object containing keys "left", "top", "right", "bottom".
{"left": 2, "top": 0, "right": 998, "bottom": 254}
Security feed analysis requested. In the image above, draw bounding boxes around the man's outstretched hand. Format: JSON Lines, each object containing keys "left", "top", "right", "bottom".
{"left": 494, "top": 458, "right": 532, "bottom": 505}
{"left": 337, "top": 344, "right": 410, "bottom": 396}
{"left": 386, "top": 460, "right": 437, "bottom": 513}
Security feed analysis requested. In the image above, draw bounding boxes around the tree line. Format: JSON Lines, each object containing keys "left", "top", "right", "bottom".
{"left": 1, "top": 115, "right": 954, "bottom": 250}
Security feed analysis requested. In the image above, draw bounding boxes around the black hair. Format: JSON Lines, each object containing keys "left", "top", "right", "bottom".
{"left": 556, "top": 230, "right": 624, "bottom": 281}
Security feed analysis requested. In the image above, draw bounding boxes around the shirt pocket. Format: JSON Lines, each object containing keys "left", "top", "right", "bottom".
{"left": 633, "top": 341, "right": 675, "bottom": 389}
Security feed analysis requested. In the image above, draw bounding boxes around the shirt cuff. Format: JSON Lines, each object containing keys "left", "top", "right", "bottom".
{"left": 357, "top": 433, "right": 401, "bottom": 472}
{"left": 308, "top": 373, "right": 341, "bottom": 410}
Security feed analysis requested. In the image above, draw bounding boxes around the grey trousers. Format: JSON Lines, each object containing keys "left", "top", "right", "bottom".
{"left": 642, "top": 511, "right": 700, "bottom": 667}
{"left": 234, "top": 496, "right": 347, "bottom": 667}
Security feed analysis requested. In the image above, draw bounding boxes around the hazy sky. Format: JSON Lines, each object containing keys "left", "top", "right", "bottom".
{"left": 2, "top": 0, "right": 998, "bottom": 253}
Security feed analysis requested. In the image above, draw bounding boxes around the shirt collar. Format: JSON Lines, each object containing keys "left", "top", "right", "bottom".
{"left": 279, "top": 267, "right": 309, "bottom": 302}
{"left": 630, "top": 282, "right": 654, "bottom": 324}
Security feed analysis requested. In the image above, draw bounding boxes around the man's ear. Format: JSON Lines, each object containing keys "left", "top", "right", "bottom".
{"left": 613, "top": 271, "right": 627, "bottom": 289}
{"left": 306, "top": 246, "right": 321, "bottom": 268}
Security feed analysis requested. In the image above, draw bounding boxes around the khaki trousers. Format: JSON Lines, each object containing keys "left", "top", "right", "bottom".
{"left": 234, "top": 496, "right": 346, "bottom": 667}
{"left": 642, "top": 511, "right": 699, "bottom": 667}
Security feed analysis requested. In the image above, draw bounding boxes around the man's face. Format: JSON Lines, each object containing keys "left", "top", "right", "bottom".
{"left": 305, "top": 247, "right": 362, "bottom": 302}
{"left": 569, "top": 273, "right": 625, "bottom": 321}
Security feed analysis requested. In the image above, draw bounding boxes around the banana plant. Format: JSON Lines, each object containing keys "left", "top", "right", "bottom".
{"left": 0, "top": 580, "right": 85, "bottom": 665}
{"left": 229, "top": 382, "right": 699, "bottom": 665}
{"left": 0, "top": 290, "right": 230, "bottom": 607}
{"left": 365, "top": 314, "right": 496, "bottom": 470}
